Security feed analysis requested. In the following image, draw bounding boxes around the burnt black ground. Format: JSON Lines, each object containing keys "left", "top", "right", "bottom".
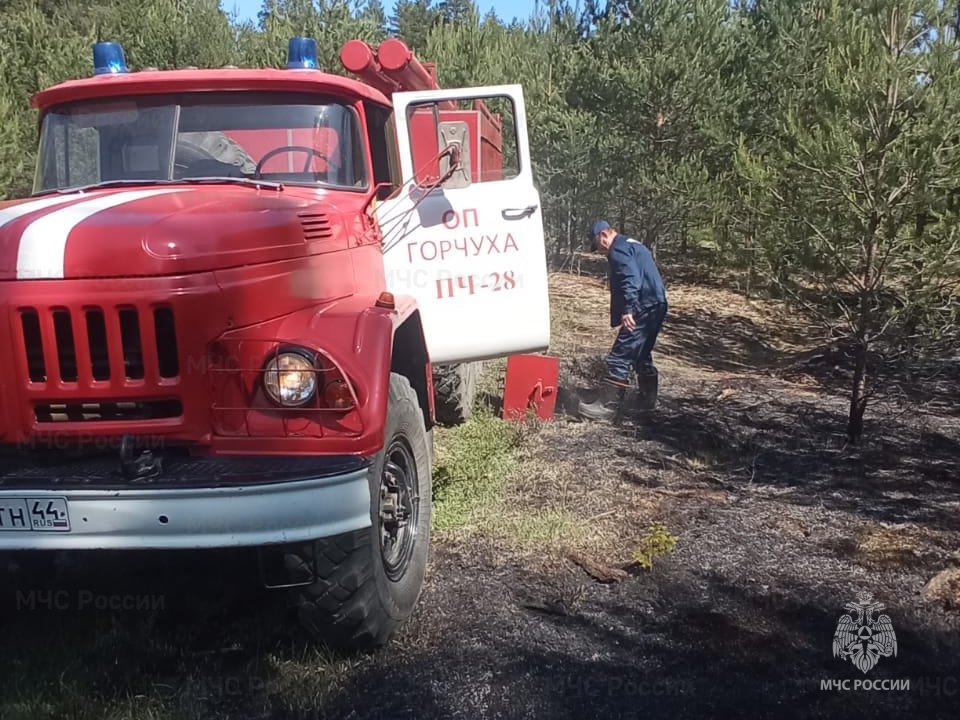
{"left": 311, "top": 386, "right": 960, "bottom": 720}
{"left": 3, "top": 528, "right": 958, "bottom": 720}
{"left": 313, "top": 542, "right": 960, "bottom": 720}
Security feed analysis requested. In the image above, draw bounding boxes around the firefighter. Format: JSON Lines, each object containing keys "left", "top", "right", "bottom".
{"left": 578, "top": 220, "right": 668, "bottom": 421}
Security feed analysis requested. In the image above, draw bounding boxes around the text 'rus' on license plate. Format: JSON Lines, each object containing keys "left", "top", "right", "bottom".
{"left": 0, "top": 498, "right": 71, "bottom": 532}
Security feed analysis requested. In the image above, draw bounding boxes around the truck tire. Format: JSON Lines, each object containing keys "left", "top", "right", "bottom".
{"left": 290, "top": 372, "right": 432, "bottom": 651}
{"left": 432, "top": 361, "right": 481, "bottom": 425}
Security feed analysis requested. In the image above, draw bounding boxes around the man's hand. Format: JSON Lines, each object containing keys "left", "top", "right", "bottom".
{"left": 622, "top": 312, "right": 636, "bottom": 332}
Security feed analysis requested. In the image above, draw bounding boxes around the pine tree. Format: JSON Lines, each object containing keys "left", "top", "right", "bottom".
{"left": 736, "top": 0, "right": 960, "bottom": 442}
{"left": 389, "top": 0, "right": 440, "bottom": 49}
{"left": 438, "top": 0, "right": 475, "bottom": 25}
{"left": 362, "top": 0, "right": 388, "bottom": 33}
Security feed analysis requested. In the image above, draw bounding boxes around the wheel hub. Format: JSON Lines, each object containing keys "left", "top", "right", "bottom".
{"left": 378, "top": 437, "right": 419, "bottom": 581}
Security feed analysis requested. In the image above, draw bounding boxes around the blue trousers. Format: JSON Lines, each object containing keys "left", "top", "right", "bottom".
{"left": 606, "top": 302, "right": 667, "bottom": 383}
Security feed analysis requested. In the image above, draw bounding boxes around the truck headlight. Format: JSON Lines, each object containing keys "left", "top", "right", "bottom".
{"left": 263, "top": 351, "right": 317, "bottom": 407}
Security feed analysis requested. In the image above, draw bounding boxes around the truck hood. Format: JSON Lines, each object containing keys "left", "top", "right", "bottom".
{"left": 0, "top": 185, "right": 330, "bottom": 280}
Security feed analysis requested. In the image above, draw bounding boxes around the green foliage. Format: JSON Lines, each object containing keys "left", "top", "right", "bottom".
{"left": 389, "top": 0, "right": 441, "bottom": 50}
{"left": 632, "top": 522, "right": 679, "bottom": 570}
{"left": 732, "top": 0, "right": 960, "bottom": 440}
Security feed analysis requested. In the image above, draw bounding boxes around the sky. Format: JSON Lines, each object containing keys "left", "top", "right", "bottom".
{"left": 221, "top": 1, "right": 541, "bottom": 26}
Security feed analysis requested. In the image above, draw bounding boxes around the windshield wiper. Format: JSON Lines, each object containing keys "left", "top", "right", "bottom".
{"left": 176, "top": 177, "right": 284, "bottom": 191}
{"left": 30, "top": 179, "right": 166, "bottom": 197}
{"left": 33, "top": 176, "right": 283, "bottom": 197}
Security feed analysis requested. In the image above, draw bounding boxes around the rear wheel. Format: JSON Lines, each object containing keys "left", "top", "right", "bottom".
{"left": 289, "top": 373, "right": 432, "bottom": 651}
{"left": 432, "top": 361, "right": 481, "bottom": 425}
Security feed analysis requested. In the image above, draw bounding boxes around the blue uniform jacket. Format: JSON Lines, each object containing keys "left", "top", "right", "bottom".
{"left": 607, "top": 234, "right": 667, "bottom": 328}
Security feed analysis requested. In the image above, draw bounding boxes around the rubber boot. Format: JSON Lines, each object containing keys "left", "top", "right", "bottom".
{"left": 578, "top": 378, "right": 628, "bottom": 421}
{"left": 635, "top": 366, "right": 659, "bottom": 411}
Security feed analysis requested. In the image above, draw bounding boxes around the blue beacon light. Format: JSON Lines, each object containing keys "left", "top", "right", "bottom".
{"left": 93, "top": 41, "right": 129, "bottom": 75}
{"left": 287, "top": 37, "right": 318, "bottom": 69}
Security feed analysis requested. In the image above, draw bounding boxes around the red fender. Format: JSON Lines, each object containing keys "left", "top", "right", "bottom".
{"left": 209, "top": 293, "right": 432, "bottom": 458}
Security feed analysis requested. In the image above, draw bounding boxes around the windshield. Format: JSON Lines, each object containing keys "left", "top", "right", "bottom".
{"left": 33, "top": 92, "right": 368, "bottom": 193}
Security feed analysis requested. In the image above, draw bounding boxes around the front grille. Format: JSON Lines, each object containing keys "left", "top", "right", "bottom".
{"left": 18, "top": 306, "right": 180, "bottom": 385}
{"left": 118, "top": 308, "right": 144, "bottom": 380}
{"left": 86, "top": 309, "right": 110, "bottom": 380}
{"left": 34, "top": 400, "right": 183, "bottom": 423}
{"left": 53, "top": 309, "right": 78, "bottom": 382}
{"left": 298, "top": 212, "right": 333, "bottom": 241}
{"left": 20, "top": 310, "right": 45, "bottom": 382}
{"left": 154, "top": 308, "right": 180, "bottom": 378}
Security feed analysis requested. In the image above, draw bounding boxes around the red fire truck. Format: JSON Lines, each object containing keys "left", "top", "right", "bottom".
{"left": 0, "top": 37, "right": 551, "bottom": 649}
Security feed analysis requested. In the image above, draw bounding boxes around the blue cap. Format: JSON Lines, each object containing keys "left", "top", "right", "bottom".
{"left": 93, "top": 41, "right": 129, "bottom": 75}
{"left": 287, "top": 37, "right": 318, "bottom": 69}
{"left": 590, "top": 220, "right": 610, "bottom": 249}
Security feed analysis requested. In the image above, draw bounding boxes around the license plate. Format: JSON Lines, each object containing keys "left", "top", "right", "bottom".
{"left": 0, "top": 498, "right": 70, "bottom": 532}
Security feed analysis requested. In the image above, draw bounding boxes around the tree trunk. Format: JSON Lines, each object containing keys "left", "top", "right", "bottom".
{"left": 847, "top": 339, "right": 869, "bottom": 444}
{"left": 847, "top": 218, "right": 879, "bottom": 445}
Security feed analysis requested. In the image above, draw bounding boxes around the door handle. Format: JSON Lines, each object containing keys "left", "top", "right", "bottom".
{"left": 502, "top": 205, "right": 538, "bottom": 220}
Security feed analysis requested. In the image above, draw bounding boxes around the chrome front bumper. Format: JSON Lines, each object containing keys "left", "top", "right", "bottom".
{"left": 0, "top": 468, "right": 372, "bottom": 550}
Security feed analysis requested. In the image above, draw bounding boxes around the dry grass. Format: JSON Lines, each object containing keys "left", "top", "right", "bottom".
{"left": 855, "top": 523, "right": 947, "bottom": 566}
{"left": 264, "top": 647, "right": 364, "bottom": 717}
{"left": 544, "top": 273, "right": 614, "bottom": 357}
{"left": 924, "top": 568, "right": 960, "bottom": 610}
{"left": 666, "top": 283, "right": 810, "bottom": 346}
{"left": 487, "top": 508, "right": 590, "bottom": 550}
{"left": 546, "top": 270, "right": 813, "bottom": 371}
{"left": 456, "top": 269, "right": 861, "bottom": 575}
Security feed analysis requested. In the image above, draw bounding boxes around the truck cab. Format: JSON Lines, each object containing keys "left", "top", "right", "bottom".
{"left": 0, "top": 37, "right": 550, "bottom": 650}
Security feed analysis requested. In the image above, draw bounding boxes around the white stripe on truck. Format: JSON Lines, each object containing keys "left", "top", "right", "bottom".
{"left": 15, "top": 189, "right": 187, "bottom": 280}
{"left": 0, "top": 193, "right": 96, "bottom": 230}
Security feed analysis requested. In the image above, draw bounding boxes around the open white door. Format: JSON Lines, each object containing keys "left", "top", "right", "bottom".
{"left": 375, "top": 84, "right": 551, "bottom": 365}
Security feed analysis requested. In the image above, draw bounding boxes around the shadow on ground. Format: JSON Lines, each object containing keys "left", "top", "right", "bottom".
{"left": 0, "top": 549, "right": 324, "bottom": 719}
{"left": 316, "top": 549, "right": 960, "bottom": 720}
{"left": 622, "top": 390, "right": 960, "bottom": 533}
{"left": 660, "top": 307, "right": 796, "bottom": 374}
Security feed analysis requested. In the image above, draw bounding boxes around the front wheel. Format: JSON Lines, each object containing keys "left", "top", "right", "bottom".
{"left": 289, "top": 373, "right": 432, "bottom": 651}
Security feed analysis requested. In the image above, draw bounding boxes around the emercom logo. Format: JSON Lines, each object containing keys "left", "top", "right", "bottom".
{"left": 831, "top": 592, "right": 898, "bottom": 674}
{"left": 819, "top": 591, "right": 911, "bottom": 693}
